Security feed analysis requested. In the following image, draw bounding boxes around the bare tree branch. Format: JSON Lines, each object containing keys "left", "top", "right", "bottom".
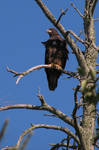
{"left": 16, "top": 124, "right": 80, "bottom": 149}
{"left": 7, "top": 64, "right": 79, "bottom": 84}
{"left": 84, "top": 0, "right": 98, "bottom": 16}
{"left": 2, "top": 132, "right": 32, "bottom": 150}
{"left": 37, "top": 88, "right": 47, "bottom": 105}
{"left": 72, "top": 85, "right": 80, "bottom": 123}
{"left": 19, "top": 133, "right": 32, "bottom": 150}
{"left": 66, "top": 30, "right": 88, "bottom": 46}
{"left": 2, "top": 123, "right": 79, "bottom": 149}
{"left": 50, "top": 143, "right": 77, "bottom": 150}
{"left": 16, "top": 129, "right": 33, "bottom": 148}
{"left": 74, "top": 30, "right": 83, "bottom": 43}
{"left": 72, "top": 85, "right": 86, "bottom": 150}
{"left": 44, "top": 113, "right": 56, "bottom": 117}
{"left": 1, "top": 0, "right": 98, "bottom": 150}
{"left": 2, "top": 146, "right": 17, "bottom": 150}
{"left": 56, "top": 8, "right": 68, "bottom": 25}
{"left": 67, "top": 30, "right": 98, "bottom": 51}
{"left": 50, "top": 137, "right": 76, "bottom": 150}
{"left": 0, "top": 103, "right": 74, "bottom": 127}
{"left": 0, "top": 119, "right": 9, "bottom": 142}
{"left": 91, "top": 0, "right": 98, "bottom": 15}
{"left": 71, "top": 2, "right": 84, "bottom": 18}
{"left": 94, "top": 18, "right": 99, "bottom": 21}
{"left": 66, "top": 135, "right": 71, "bottom": 150}
{"left": 31, "top": 124, "right": 79, "bottom": 144}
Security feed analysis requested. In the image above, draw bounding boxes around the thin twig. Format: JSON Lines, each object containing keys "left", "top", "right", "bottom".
{"left": 66, "top": 30, "right": 88, "bottom": 46}
{"left": 72, "top": 85, "right": 80, "bottom": 124}
{"left": 0, "top": 119, "right": 9, "bottom": 142}
{"left": 2, "top": 132, "right": 32, "bottom": 150}
{"left": 50, "top": 143, "right": 77, "bottom": 150}
{"left": 96, "top": 71, "right": 99, "bottom": 74}
{"left": 37, "top": 87, "right": 46, "bottom": 105}
{"left": 2, "top": 146, "right": 17, "bottom": 150}
{"left": 74, "top": 30, "right": 83, "bottom": 43}
{"left": 72, "top": 85, "right": 84, "bottom": 150}
{"left": 71, "top": 3, "right": 84, "bottom": 18}
{"left": 94, "top": 18, "right": 99, "bottom": 21}
{"left": 67, "top": 30, "right": 98, "bottom": 51}
{"left": 95, "top": 76, "right": 99, "bottom": 83}
{"left": 19, "top": 132, "right": 32, "bottom": 150}
{"left": 16, "top": 129, "right": 33, "bottom": 148}
{"left": 56, "top": 8, "right": 68, "bottom": 25}
{"left": 44, "top": 114, "right": 56, "bottom": 117}
{"left": 96, "top": 112, "right": 99, "bottom": 116}
{"left": 66, "top": 135, "right": 71, "bottom": 150}
{"left": 96, "top": 64, "right": 99, "bottom": 66}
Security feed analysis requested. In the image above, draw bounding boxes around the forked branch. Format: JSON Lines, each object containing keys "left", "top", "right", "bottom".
{"left": 2, "top": 124, "right": 79, "bottom": 150}
{"left": 50, "top": 136, "right": 78, "bottom": 149}
{"left": 17, "top": 124, "right": 79, "bottom": 148}
{"left": 56, "top": 8, "right": 68, "bottom": 25}
{"left": 7, "top": 64, "right": 79, "bottom": 84}
{"left": 71, "top": 2, "right": 84, "bottom": 18}
{"left": 66, "top": 30, "right": 88, "bottom": 46}
{"left": 0, "top": 95, "right": 74, "bottom": 127}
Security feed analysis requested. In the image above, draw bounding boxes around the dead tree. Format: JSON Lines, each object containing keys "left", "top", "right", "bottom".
{"left": 0, "top": 0, "right": 99, "bottom": 150}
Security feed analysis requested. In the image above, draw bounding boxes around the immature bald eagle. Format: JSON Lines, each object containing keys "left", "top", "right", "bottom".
{"left": 42, "top": 28, "right": 68, "bottom": 90}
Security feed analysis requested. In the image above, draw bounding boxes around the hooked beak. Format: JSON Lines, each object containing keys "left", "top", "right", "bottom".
{"left": 46, "top": 29, "right": 52, "bottom": 34}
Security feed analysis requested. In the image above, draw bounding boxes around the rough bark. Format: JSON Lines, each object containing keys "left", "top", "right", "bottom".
{"left": 80, "top": 1, "right": 98, "bottom": 150}
{"left": 34, "top": 1, "right": 98, "bottom": 149}
{"left": 1, "top": 0, "right": 98, "bottom": 150}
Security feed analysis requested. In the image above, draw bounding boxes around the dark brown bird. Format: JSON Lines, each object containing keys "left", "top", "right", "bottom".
{"left": 42, "top": 28, "right": 68, "bottom": 90}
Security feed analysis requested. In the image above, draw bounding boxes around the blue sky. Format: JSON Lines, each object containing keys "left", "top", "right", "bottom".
{"left": 0, "top": 0, "right": 99, "bottom": 149}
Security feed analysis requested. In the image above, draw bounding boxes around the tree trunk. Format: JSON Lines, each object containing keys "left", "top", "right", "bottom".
{"left": 81, "top": 1, "right": 98, "bottom": 149}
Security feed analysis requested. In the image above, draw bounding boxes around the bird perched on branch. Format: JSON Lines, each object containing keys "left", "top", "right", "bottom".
{"left": 42, "top": 28, "right": 68, "bottom": 91}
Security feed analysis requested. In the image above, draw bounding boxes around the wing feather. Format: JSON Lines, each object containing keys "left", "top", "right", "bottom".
{"left": 42, "top": 28, "right": 68, "bottom": 90}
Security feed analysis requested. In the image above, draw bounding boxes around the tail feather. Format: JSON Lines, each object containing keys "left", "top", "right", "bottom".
{"left": 48, "top": 76, "right": 58, "bottom": 91}
{"left": 46, "top": 69, "right": 61, "bottom": 91}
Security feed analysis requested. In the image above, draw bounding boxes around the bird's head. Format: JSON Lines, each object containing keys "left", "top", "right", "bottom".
{"left": 46, "top": 28, "right": 58, "bottom": 37}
